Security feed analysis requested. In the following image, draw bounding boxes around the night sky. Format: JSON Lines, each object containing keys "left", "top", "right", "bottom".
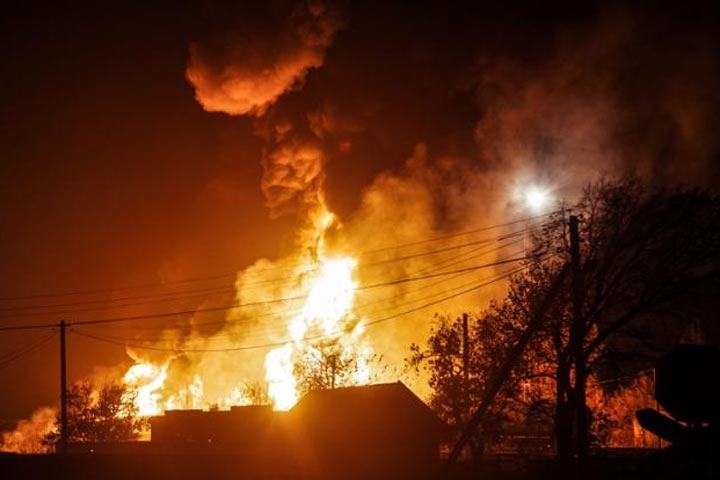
{"left": 2, "top": 1, "right": 719, "bottom": 423}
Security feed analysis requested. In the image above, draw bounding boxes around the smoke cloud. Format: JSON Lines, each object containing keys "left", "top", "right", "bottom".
{"left": 260, "top": 125, "right": 327, "bottom": 216}
{"left": 178, "top": 1, "right": 720, "bottom": 403}
{"left": 471, "top": 9, "right": 720, "bottom": 191}
{"left": 186, "top": 1, "right": 345, "bottom": 215}
{"left": 5, "top": 1, "right": 720, "bottom": 453}
{"left": 186, "top": 1, "right": 343, "bottom": 116}
{"left": 0, "top": 407, "right": 54, "bottom": 454}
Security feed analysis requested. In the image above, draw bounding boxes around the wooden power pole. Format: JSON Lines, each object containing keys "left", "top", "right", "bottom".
{"left": 447, "top": 264, "right": 570, "bottom": 464}
{"left": 59, "top": 320, "right": 68, "bottom": 454}
{"left": 569, "top": 215, "right": 589, "bottom": 463}
{"left": 462, "top": 312, "right": 469, "bottom": 410}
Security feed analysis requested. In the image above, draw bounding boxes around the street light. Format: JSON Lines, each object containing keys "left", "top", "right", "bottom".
{"left": 522, "top": 185, "right": 552, "bottom": 214}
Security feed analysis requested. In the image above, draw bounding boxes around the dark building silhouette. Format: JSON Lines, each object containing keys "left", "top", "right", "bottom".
{"left": 135, "top": 381, "right": 445, "bottom": 478}
{"left": 149, "top": 405, "right": 277, "bottom": 454}
{"left": 284, "top": 382, "right": 447, "bottom": 478}
{"left": 636, "top": 345, "right": 720, "bottom": 479}
{"left": 2, "top": 382, "right": 446, "bottom": 479}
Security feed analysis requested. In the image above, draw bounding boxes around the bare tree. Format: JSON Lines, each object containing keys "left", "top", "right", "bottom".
{"left": 412, "top": 177, "right": 720, "bottom": 463}
{"left": 408, "top": 312, "right": 528, "bottom": 460}
{"left": 294, "top": 341, "right": 365, "bottom": 395}
{"left": 507, "top": 177, "right": 720, "bottom": 460}
{"left": 241, "top": 381, "right": 272, "bottom": 405}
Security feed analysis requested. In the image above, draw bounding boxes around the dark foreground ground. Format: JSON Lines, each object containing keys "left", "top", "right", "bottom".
{"left": 2, "top": 450, "right": 695, "bottom": 480}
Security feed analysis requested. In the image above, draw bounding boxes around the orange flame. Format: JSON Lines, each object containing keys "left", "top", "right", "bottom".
{"left": 116, "top": 204, "right": 372, "bottom": 415}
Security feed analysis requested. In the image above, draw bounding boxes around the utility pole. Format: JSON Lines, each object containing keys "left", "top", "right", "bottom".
{"left": 59, "top": 320, "right": 68, "bottom": 455}
{"left": 448, "top": 265, "right": 570, "bottom": 464}
{"left": 569, "top": 216, "right": 589, "bottom": 464}
{"left": 462, "top": 313, "right": 469, "bottom": 411}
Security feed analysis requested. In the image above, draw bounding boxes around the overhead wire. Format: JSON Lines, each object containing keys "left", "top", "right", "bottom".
{"left": 0, "top": 222, "right": 543, "bottom": 318}
{"left": 0, "top": 211, "right": 556, "bottom": 303}
{"left": 83, "top": 264, "right": 529, "bottom": 345}
{"left": 0, "top": 331, "right": 55, "bottom": 361}
{"left": 357, "top": 212, "right": 552, "bottom": 254}
{"left": 80, "top": 234, "right": 529, "bottom": 335}
{"left": 69, "top": 266, "right": 523, "bottom": 353}
{"left": 0, "top": 254, "right": 532, "bottom": 332}
{"left": 0, "top": 331, "right": 57, "bottom": 370}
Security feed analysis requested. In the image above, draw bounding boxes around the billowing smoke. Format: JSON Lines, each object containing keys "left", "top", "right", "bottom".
{"left": 471, "top": 8, "right": 720, "bottom": 191}
{"left": 260, "top": 124, "right": 327, "bottom": 216}
{"left": 186, "top": 1, "right": 344, "bottom": 215}
{"left": 160, "top": 2, "right": 720, "bottom": 409}
{"left": 5, "top": 2, "right": 720, "bottom": 452}
{"left": 186, "top": 1, "right": 343, "bottom": 116}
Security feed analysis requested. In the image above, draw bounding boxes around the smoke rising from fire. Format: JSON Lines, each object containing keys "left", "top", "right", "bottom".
{"left": 186, "top": 1, "right": 343, "bottom": 117}
{"left": 261, "top": 129, "right": 327, "bottom": 215}
{"left": 3, "top": 1, "right": 720, "bottom": 452}
{"left": 186, "top": 1, "right": 344, "bottom": 215}
{"left": 471, "top": 9, "right": 719, "bottom": 190}
{"left": 89, "top": 2, "right": 720, "bottom": 411}
{"left": 178, "top": 4, "right": 720, "bottom": 407}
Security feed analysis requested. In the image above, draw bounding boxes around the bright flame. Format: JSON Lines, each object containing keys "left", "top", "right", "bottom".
{"left": 122, "top": 362, "right": 168, "bottom": 417}
{"left": 115, "top": 206, "right": 372, "bottom": 416}
{"left": 265, "top": 254, "right": 368, "bottom": 410}
{"left": 164, "top": 374, "right": 205, "bottom": 411}
{"left": 264, "top": 208, "right": 372, "bottom": 410}
{"left": 265, "top": 345, "right": 297, "bottom": 410}
{"left": 290, "top": 258, "right": 357, "bottom": 341}
{"left": 122, "top": 360, "right": 257, "bottom": 416}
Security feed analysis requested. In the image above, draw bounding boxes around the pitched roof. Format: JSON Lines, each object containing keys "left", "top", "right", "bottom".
{"left": 290, "top": 381, "right": 446, "bottom": 434}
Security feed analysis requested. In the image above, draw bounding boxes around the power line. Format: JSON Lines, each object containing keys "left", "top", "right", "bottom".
{"left": 0, "top": 331, "right": 57, "bottom": 370}
{"left": 0, "top": 332, "right": 53, "bottom": 361}
{"left": 0, "top": 320, "right": 61, "bottom": 332}
{"left": 83, "top": 266, "right": 528, "bottom": 344}
{"left": 69, "top": 267, "right": 521, "bottom": 354}
{"left": 410, "top": 236, "right": 526, "bottom": 277}
{"left": 364, "top": 268, "right": 521, "bottom": 327}
{"left": 0, "top": 254, "right": 531, "bottom": 332}
{"left": 72, "top": 255, "right": 529, "bottom": 328}
{"left": 0, "top": 213, "right": 555, "bottom": 303}
{"left": 3, "top": 236, "right": 524, "bottom": 341}
{"left": 358, "top": 212, "right": 552, "bottom": 255}
{"left": 0, "top": 227, "right": 532, "bottom": 317}
{"left": 81, "top": 237, "right": 528, "bottom": 335}
{"left": 360, "top": 230, "right": 527, "bottom": 268}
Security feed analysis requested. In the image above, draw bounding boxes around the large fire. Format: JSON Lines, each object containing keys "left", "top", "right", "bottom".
{"left": 122, "top": 363, "right": 168, "bottom": 416}
{"left": 266, "top": 253, "right": 371, "bottom": 410}
{"left": 118, "top": 206, "right": 372, "bottom": 416}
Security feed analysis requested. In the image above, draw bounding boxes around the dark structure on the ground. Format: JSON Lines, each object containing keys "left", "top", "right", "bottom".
{"left": 636, "top": 345, "right": 720, "bottom": 479}
{"left": 149, "top": 405, "right": 276, "bottom": 454}
{"left": 654, "top": 345, "right": 720, "bottom": 425}
{"left": 146, "top": 382, "right": 445, "bottom": 477}
{"left": 287, "top": 382, "right": 446, "bottom": 478}
{"left": 4, "top": 382, "right": 445, "bottom": 480}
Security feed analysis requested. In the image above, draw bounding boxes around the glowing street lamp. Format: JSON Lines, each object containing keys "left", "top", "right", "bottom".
{"left": 522, "top": 185, "right": 552, "bottom": 214}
